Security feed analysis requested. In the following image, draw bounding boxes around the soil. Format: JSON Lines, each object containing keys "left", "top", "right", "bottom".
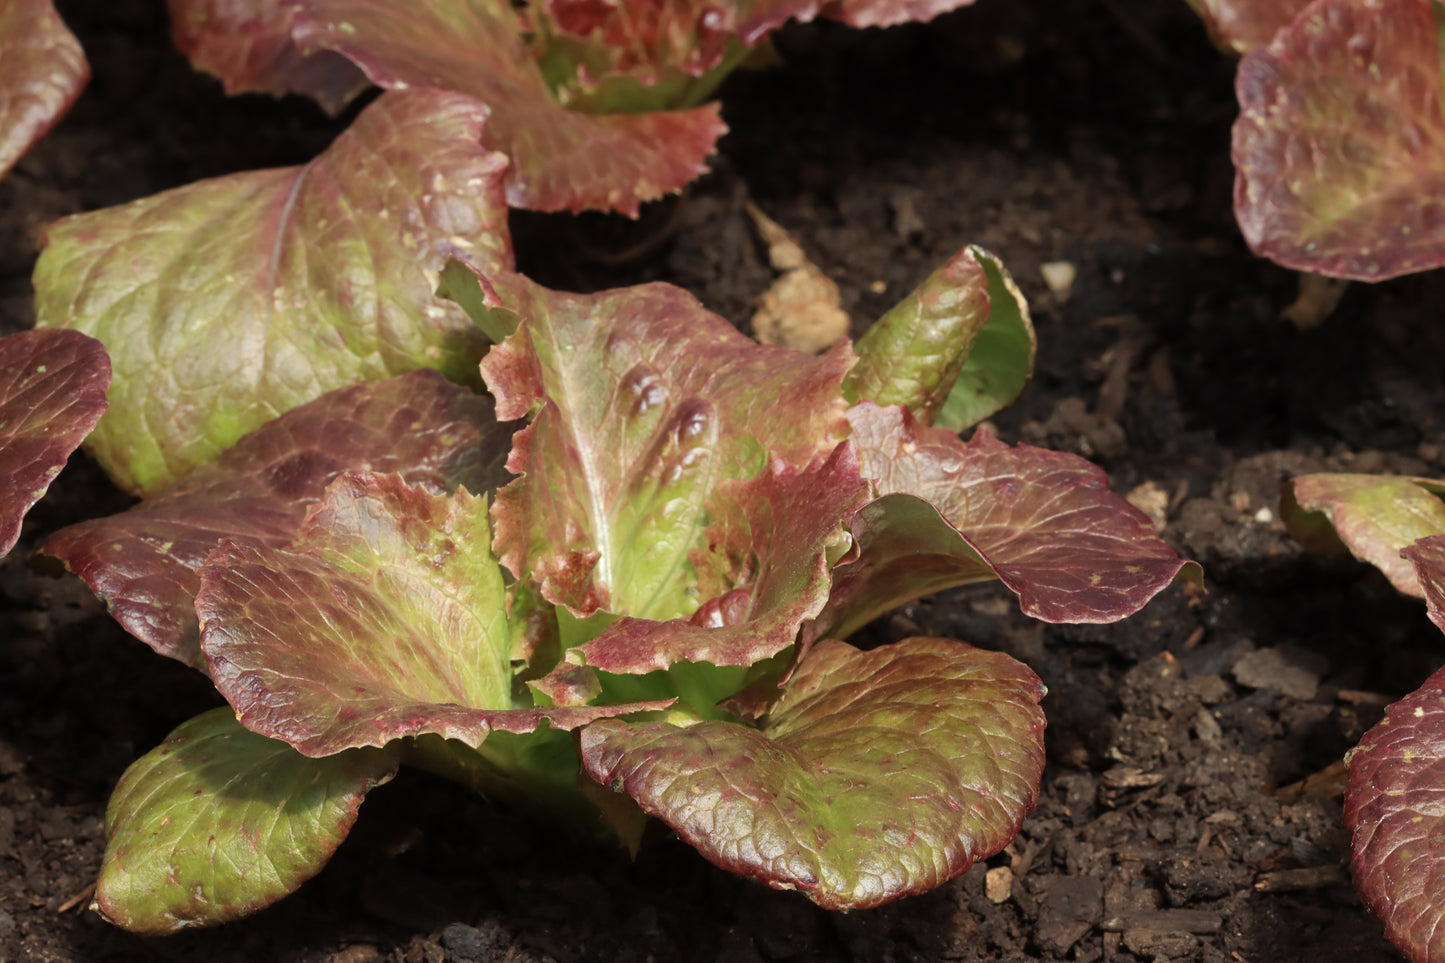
{"left": 4, "top": 1, "right": 1445, "bottom": 962}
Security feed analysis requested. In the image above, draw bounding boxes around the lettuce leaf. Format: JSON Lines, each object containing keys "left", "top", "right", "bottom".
{"left": 581, "top": 636, "right": 1044, "bottom": 909}
{"left": 1233, "top": 0, "right": 1445, "bottom": 280}
{"left": 34, "top": 88, "right": 511, "bottom": 493}
{"left": 166, "top": 0, "right": 367, "bottom": 114}
{"left": 41, "top": 371, "right": 505, "bottom": 670}
{"left": 96, "top": 708, "right": 399, "bottom": 934}
{"left": 0, "top": 0, "right": 87, "bottom": 179}
{"left": 0, "top": 329, "right": 110, "bottom": 556}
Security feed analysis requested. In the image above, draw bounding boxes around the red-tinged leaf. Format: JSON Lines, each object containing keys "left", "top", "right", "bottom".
{"left": 292, "top": 0, "right": 727, "bottom": 215}
{"left": 814, "top": 403, "right": 1198, "bottom": 637}
{"left": 536, "top": 0, "right": 814, "bottom": 92}
{"left": 473, "top": 270, "right": 853, "bottom": 620}
{"left": 565, "top": 444, "right": 869, "bottom": 677}
{"left": 1233, "top": 0, "right": 1445, "bottom": 280}
{"left": 199, "top": 472, "right": 669, "bottom": 757}
{"left": 820, "top": 0, "right": 976, "bottom": 28}
{"left": 0, "top": 0, "right": 87, "bottom": 179}
{"left": 581, "top": 637, "right": 1045, "bottom": 909}
{"left": 167, "top": 0, "right": 368, "bottom": 114}
{"left": 1184, "top": 0, "right": 1312, "bottom": 53}
{"left": 96, "top": 708, "right": 398, "bottom": 934}
{"left": 33, "top": 88, "right": 511, "bottom": 495}
{"left": 1408, "top": 535, "right": 1445, "bottom": 633}
{"left": 41, "top": 371, "right": 505, "bottom": 671}
{"left": 1345, "top": 657, "right": 1445, "bottom": 960}
{"left": 0, "top": 330, "right": 109, "bottom": 557}
{"left": 1284, "top": 473, "right": 1445, "bottom": 597}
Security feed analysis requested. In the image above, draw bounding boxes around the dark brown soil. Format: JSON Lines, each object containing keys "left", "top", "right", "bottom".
{"left": 4, "top": 1, "right": 1445, "bottom": 961}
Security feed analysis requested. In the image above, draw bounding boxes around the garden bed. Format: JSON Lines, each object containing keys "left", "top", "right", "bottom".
{"left": 2, "top": 1, "right": 1443, "bottom": 961}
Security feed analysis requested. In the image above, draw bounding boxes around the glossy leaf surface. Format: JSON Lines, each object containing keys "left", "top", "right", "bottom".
{"left": 846, "top": 246, "right": 994, "bottom": 425}
{"left": 846, "top": 245, "right": 1033, "bottom": 432}
{"left": 934, "top": 250, "right": 1035, "bottom": 431}
{"left": 41, "top": 372, "right": 504, "bottom": 671}
{"left": 293, "top": 0, "right": 726, "bottom": 215}
{"left": 200, "top": 473, "right": 666, "bottom": 757}
{"left": 97, "top": 708, "right": 398, "bottom": 934}
{"left": 567, "top": 444, "right": 869, "bottom": 676}
{"left": 470, "top": 269, "right": 852, "bottom": 620}
{"left": 815, "top": 404, "right": 1197, "bottom": 638}
{"left": 33, "top": 88, "right": 511, "bottom": 494}
{"left": 0, "top": 0, "right": 87, "bottom": 179}
{"left": 0, "top": 329, "right": 110, "bottom": 556}
{"left": 1233, "top": 0, "right": 1445, "bottom": 280}
{"left": 167, "top": 0, "right": 368, "bottom": 114}
{"left": 581, "top": 637, "right": 1045, "bottom": 909}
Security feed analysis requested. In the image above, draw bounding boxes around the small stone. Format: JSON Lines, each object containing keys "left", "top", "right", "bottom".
{"left": 985, "top": 866, "right": 1013, "bottom": 903}
{"left": 440, "top": 922, "right": 496, "bottom": 961}
{"left": 1040, "top": 260, "right": 1077, "bottom": 300}
{"left": 1126, "top": 481, "right": 1169, "bottom": 531}
{"left": 1232, "top": 646, "right": 1324, "bottom": 701}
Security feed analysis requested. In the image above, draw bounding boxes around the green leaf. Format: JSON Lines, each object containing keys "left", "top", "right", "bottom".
{"left": 846, "top": 245, "right": 991, "bottom": 424}
{"left": 560, "top": 443, "right": 869, "bottom": 678}
{"left": 34, "top": 87, "right": 512, "bottom": 494}
{"left": 581, "top": 636, "right": 1045, "bottom": 909}
{"left": 471, "top": 269, "right": 853, "bottom": 620}
{"left": 847, "top": 246, "right": 1033, "bottom": 432}
{"left": 934, "top": 250, "right": 1035, "bottom": 432}
{"left": 1284, "top": 473, "right": 1445, "bottom": 597}
{"left": 96, "top": 708, "right": 398, "bottom": 934}
{"left": 436, "top": 259, "right": 519, "bottom": 344}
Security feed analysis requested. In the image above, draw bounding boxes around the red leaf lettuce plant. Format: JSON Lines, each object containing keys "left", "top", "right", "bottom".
{"left": 34, "top": 152, "right": 1196, "bottom": 926}
{"left": 1188, "top": 0, "right": 1445, "bottom": 281}
{"left": 1284, "top": 474, "right": 1445, "bottom": 963}
{"left": 161, "top": 0, "right": 984, "bottom": 215}
{"left": 2, "top": 0, "right": 984, "bottom": 257}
